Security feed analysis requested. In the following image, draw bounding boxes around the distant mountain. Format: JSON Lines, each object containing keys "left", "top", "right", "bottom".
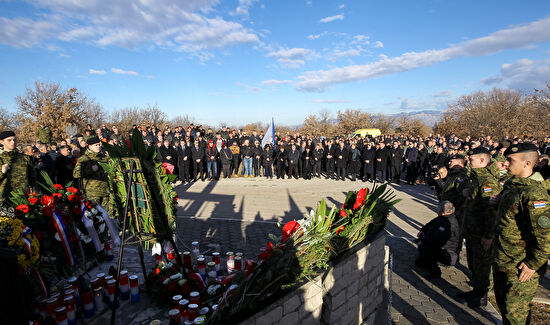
{"left": 391, "top": 110, "right": 443, "bottom": 127}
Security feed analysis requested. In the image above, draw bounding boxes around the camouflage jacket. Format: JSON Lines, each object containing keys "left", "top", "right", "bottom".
{"left": 440, "top": 167, "right": 470, "bottom": 212}
{"left": 36, "top": 127, "right": 52, "bottom": 144}
{"left": 494, "top": 172, "right": 550, "bottom": 274}
{"left": 73, "top": 150, "right": 109, "bottom": 197}
{"left": 0, "top": 150, "right": 35, "bottom": 202}
{"left": 463, "top": 165, "right": 502, "bottom": 239}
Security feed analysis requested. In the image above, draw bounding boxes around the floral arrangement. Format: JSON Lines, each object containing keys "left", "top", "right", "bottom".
{"left": 138, "top": 183, "right": 398, "bottom": 323}
{"left": 0, "top": 213, "right": 40, "bottom": 270}
{"left": 5, "top": 173, "right": 116, "bottom": 293}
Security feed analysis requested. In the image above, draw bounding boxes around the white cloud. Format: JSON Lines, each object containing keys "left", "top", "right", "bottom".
{"left": 59, "top": 53, "right": 70, "bottom": 58}
{"left": 89, "top": 69, "right": 106, "bottom": 75}
{"left": 235, "top": 0, "right": 258, "bottom": 16}
{"left": 296, "top": 16, "right": 550, "bottom": 92}
{"left": 351, "top": 34, "right": 370, "bottom": 45}
{"left": 111, "top": 68, "right": 138, "bottom": 76}
{"left": 261, "top": 79, "right": 292, "bottom": 86}
{"left": 236, "top": 81, "right": 260, "bottom": 92}
{"left": 482, "top": 57, "right": 550, "bottom": 90}
{"left": 319, "top": 14, "right": 344, "bottom": 23}
{"left": 306, "top": 1, "right": 313, "bottom": 6}
{"left": 431, "top": 90, "right": 454, "bottom": 98}
{"left": 338, "top": 4, "right": 345, "bottom": 9}
{"left": 267, "top": 47, "right": 319, "bottom": 69}
{"left": 314, "top": 99, "right": 350, "bottom": 104}
{"left": 373, "top": 41, "right": 384, "bottom": 48}
{"left": 308, "top": 34, "right": 322, "bottom": 40}
{"left": 329, "top": 48, "right": 363, "bottom": 61}
{"left": 0, "top": 0, "right": 258, "bottom": 60}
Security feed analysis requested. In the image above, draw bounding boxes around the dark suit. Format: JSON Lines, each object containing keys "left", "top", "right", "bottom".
{"left": 334, "top": 145, "right": 348, "bottom": 180}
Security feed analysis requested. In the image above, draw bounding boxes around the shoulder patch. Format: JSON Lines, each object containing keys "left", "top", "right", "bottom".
{"left": 533, "top": 201, "right": 546, "bottom": 209}
{"left": 483, "top": 187, "right": 492, "bottom": 193}
{"left": 537, "top": 216, "right": 550, "bottom": 229}
{"left": 457, "top": 178, "right": 464, "bottom": 183}
{"left": 499, "top": 181, "right": 505, "bottom": 186}
{"left": 438, "top": 226, "right": 446, "bottom": 231}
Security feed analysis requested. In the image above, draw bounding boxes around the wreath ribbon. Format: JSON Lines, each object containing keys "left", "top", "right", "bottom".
{"left": 52, "top": 211, "right": 75, "bottom": 266}
{"left": 80, "top": 203, "right": 102, "bottom": 252}
{"left": 96, "top": 204, "right": 120, "bottom": 246}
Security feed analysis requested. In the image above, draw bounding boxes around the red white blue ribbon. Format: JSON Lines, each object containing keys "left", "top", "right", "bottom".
{"left": 52, "top": 210, "right": 75, "bottom": 266}
{"left": 80, "top": 202, "right": 102, "bottom": 252}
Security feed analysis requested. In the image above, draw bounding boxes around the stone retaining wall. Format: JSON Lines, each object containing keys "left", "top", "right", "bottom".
{"left": 238, "top": 232, "right": 387, "bottom": 325}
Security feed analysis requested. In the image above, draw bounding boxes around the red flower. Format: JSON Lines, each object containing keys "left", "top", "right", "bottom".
{"left": 68, "top": 193, "right": 80, "bottom": 203}
{"left": 353, "top": 188, "right": 367, "bottom": 210}
{"left": 340, "top": 209, "right": 348, "bottom": 218}
{"left": 173, "top": 196, "right": 178, "bottom": 203}
{"left": 15, "top": 204, "right": 29, "bottom": 215}
{"left": 52, "top": 193, "right": 63, "bottom": 201}
{"left": 67, "top": 187, "right": 78, "bottom": 193}
{"left": 335, "top": 225, "right": 346, "bottom": 235}
{"left": 281, "top": 220, "right": 302, "bottom": 242}
{"left": 53, "top": 184, "right": 64, "bottom": 190}
{"left": 258, "top": 242, "right": 275, "bottom": 261}
{"left": 40, "top": 195, "right": 54, "bottom": 207}
{"left": 28, "top": 197, "right": 38, "bottom": 205}
{"left": 85, "top": 201, "right": 93, "bottom": 209}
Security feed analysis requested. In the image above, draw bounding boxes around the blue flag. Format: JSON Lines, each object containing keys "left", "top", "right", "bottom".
{"left": 261, "top": 118, "right": 275, "bottom": 147}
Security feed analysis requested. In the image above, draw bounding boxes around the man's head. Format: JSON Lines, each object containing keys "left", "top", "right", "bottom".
{"left": 0, "top": 131, "right": 16, "bottom": 151}
{"left": 437, "top": 166, "right": 448, "bottom": 180}
{"left": 448, "top": 154, "right": 466, "bottom": 169}
{"left": 468, "top": 147, "right": 491, "bottom": 169}
{"left": 59, "top": 145, "right": 70, "bottom": 157}
{"left": 438, "top": 200, "right": 455, "bottom": 216}
{"left": 504, "top": 142, "right": 539, "bottom": 177}
{"left": 86, "top": 136, "right": 102, "bottom": 153}
{"left": 37, "top": 143, "right": 48, "bottom": 153}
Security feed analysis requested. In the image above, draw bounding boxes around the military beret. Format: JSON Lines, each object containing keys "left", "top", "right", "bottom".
{"left": 469, "top": 147, "right": 491, "bottom": 156}
{"left": 86, "top": 136, "right": 100, "bottom": 145}
{"left": 0, "top": 130, "right": 15, "bottom": 140}
{"left": 504, "top": 142, "right": 539, "bottom": 156}
{"left": 449, "top": 154, "right": 466, "bottom": 160}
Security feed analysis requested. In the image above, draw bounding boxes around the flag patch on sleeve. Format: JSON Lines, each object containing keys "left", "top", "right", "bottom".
{"left": 499, "top": 181, "right": 505, "bottom": 186}
{"left": 483, "top": 187, "right": 492, "bottom": 193}
{"left": 533, "top": 201, "right": 546, "bottom": 209}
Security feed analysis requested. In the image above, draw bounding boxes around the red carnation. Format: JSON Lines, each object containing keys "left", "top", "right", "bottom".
{"left": 41, "top": 195, "right": 54, "bottom": 207}
{"left": 281, "top": 220, "right": 302, "bottom": 243}
{"left": 28, "top": 197, "right": 38, "bottom": 205}
{"left": 340, "top": 209, "right": 348, "bottom": 218}
{"left": 335, "top": 225, "right": 346, "bottom": 235}
{"left": 52, "top": 193, "right": 63, "bottom": 201}
{"left": 353, "top": 188, "right": 367, "bottom": 210}
{"left": 68, "top": 193, "right": 80, "bottom": 203}
{"left": 173, "top": 196, "right": 178, "bottom": 203}
{"left": 15, "top": 204, "right": 29, "bottom": 215}
{"left": 53, "top": 184, "right": 64, "bottom": 190}
{"left": 85, "top": 201, "right": 93, "bottom": 209}
{"left": 67, "top": 187, "right": 78, "bottom": 193}
{"left": 258, "top": 242, "right": 275, "bottom": 261}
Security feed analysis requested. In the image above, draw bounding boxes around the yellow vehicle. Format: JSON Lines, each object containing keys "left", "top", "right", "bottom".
{"left": 348, "top": 128, "right": 381, "bottom": 139}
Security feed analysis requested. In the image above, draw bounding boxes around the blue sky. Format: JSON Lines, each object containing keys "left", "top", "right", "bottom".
{"left": 1, "top": 0, "right": 550, "bottom": 126}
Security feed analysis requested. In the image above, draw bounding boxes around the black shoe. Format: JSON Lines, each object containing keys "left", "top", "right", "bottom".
{"left": 457, "top": 290, "right": 476, "bottom": 299}
{"left": 467, "top": 293, "right": 487, "bottom": 307}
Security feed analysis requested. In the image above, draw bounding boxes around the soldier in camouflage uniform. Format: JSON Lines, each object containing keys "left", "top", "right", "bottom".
{"left": 440, "top": 154, "right": 470, "bottom": 224}
{"left": 0, "top": 131, "right": 35, "bottom": 203}
{"left": 460, "top": 147, "right": 502, "bottom": 307}
{"left": 73, "top": 136, "right": 111, "bottom": 212}
{"left": 493, "top": 142, "right": 550, "bottom": 324}
{"left": 36, "top": 124, "right": 52, "bottom": 145}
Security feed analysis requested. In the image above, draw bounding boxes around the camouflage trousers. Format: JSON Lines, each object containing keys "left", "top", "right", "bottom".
{"left": 493, "top": 269, "right": 538, "bottom": 325}
{"left": 87, "top": 194, "right": 114, "bottom": 219}
{"left": 465, "top": 234, "right": 495, "bottom": 292}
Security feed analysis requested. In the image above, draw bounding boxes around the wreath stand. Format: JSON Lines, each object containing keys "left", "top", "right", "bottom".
{"left": 109, "top": 158, "right": 184, "bottom": 325}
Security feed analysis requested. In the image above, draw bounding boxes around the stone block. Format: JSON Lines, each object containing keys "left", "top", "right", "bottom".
{"left": 261, "top": 306, "right": 282, "bottom": 325}
{"left": 300, "top": 314, "right": 319, "bottom": 325}
{"left": 332, "top": 289, "right": 347, "bottom": 309}
{"left": 279, "top": 311, "right": 299, "bottom": 325}
{"left": 283, "top": 294, "right": 301, "bottom": 314}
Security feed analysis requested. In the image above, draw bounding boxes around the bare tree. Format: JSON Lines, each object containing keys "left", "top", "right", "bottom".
{"left": 334, "top": 109, "right": 371, "bottom": 136}
{"left": 15, "top": 81, "right": 102, "bottom": 143}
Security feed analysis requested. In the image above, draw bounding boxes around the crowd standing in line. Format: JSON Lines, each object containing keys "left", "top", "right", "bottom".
{"left": 1, "top": 122, "right": 550, "bottom": 325}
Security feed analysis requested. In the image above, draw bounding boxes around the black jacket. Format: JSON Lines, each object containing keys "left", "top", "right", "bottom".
{"left": 334, "top": 146, "right": 348, "bottom": 168}
{"left": 191, "top": 145, "right": 205, "bottom": 161}
{"left": 419, "top": 213, "right": 460, "bottom": 263}
{"left": 375, "top": 147, "right": 389, "bottom": 170}
{"left": 219, "top": 148, "right": 233, "bottom": 165}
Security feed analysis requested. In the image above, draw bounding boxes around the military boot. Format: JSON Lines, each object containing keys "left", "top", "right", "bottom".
{"left": 466, "top": 290, "right": 487, "bottom": 307}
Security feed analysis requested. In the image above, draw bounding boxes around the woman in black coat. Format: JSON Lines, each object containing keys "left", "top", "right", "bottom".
{"left": 361, "top": 142, "right": 375, "bottom": 181}
{"left": 301, "top": 146, "right": 313, "bottom": 180}
{"left": 262, "top": 144, "right": 274, "bottom": 179}
{"left": 275, "top": 145, "right": 288, "bottom": 179}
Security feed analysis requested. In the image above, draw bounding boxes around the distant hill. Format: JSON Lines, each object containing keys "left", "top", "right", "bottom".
{"left": 390, "top": 110, "right": 443, "bottom": 127}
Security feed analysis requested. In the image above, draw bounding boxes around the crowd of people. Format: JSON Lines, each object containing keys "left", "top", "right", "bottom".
{"left": 2, "top": 122, "right": 550, "bottom": 325}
